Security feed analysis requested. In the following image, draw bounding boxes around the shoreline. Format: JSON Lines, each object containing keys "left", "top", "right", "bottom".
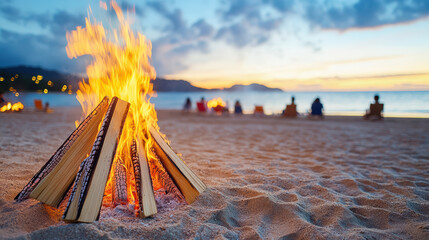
{"left": 3, "top": 107, "right": 429, "bottom": 120}
{"left": 2, "top": 91, "right": 429, "bottom": 118}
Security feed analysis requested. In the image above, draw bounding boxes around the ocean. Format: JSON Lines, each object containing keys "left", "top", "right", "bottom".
{"left": 4, "top": 91, "right": 429, "bottom": 118}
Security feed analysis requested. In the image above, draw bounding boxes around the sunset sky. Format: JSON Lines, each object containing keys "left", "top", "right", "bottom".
{"left": 0, "top": 0, "right": 428, "bottom": 91}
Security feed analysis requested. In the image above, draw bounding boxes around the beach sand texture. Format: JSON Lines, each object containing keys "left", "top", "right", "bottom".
{"left": 0, "top": 108, "right": 428, "bottom": 239}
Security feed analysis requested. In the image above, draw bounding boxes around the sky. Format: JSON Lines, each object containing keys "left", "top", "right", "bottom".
{"left": 0, "top": 0, "right": 428, "bottom": 91}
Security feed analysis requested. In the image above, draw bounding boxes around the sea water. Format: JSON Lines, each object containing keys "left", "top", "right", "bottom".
{"left": 4, "top": 91, "right": 429, "bottom": 118}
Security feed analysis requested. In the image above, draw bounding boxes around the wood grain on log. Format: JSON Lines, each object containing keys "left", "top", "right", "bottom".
{"left": 64, "top": 97, "right": 130, "bottom": 222}
{"left": 15, "top": 96, "right": 109, "bottom": 203}
{"left": 150, "top": 126, "right": 206, "bottom": 204}
{"left": 131, "top": 137, "right": 157, "bottom": 218}
{"left": 130, "top": 140, "right": 142, "bottom": 212}
{"left": 112, "top": 159, "right": 128, "bottom": 206}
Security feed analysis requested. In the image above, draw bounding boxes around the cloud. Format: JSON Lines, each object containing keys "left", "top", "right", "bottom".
{"left": 0, "top": 28, "right": 88, "bottom": 73}
{"left": 313, "top": 72, "right": 429, "bottom": 82}
{"left": 0, "top": 4, "right": 20, "bottom": 22}
{"left": 103, "top": 1, "right": 145, "bottom": 18}
{"left": 395, "top": 83, "right": 429, "bottom": 89}
{"left": 2, "top": 0, "right": 429, "bottom": 76}
{"left": 304, "top": 0, "right": 429, "bottom": 30}
{"left": 0, "top": 3, "right": 84, "bottom": 36}
{"left": 265, "top": 0, "right": 295, "bottom": 13}
{"left": 119, "top": 1, "right": 144, "bottom": 17}
{"left": 49, "top": 11, "right": 85, "bottom": 36}
{"left": 215, "top": 0, "right": 429, "bottom": 48}
{"left": 0, "top": 3, "right": 87, "bottom": 73}
{"left": 147, "top": 1, "right": 214, "bottom": 75}
{"left": 215, "top": 0, "right": 284, "bottom": 47}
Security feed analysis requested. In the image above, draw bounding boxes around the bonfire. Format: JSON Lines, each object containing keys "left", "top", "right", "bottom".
{"left": 15, "top": 1, "right": 205, "bottom": 222}
{"left": 0, "top": 102, "right": 24, "bottom": 112}
{"left": 207, "top": 97, "right": 227, "bottom": 114}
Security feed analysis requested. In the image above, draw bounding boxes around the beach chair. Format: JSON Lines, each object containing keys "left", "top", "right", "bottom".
{"left": 284, "top": 104, "right": 297, "bottom": 117}
{"left": 34, "top": 99, "right": 43, "bottom": 111}
{"left": 254, "top": 106, "right": 264, "bottom": 115}
{"left": 365, "top": 103, "right": 384, "bottom": 120}
{"left": 196, "top": 101, "right": 207, "bottom": 113}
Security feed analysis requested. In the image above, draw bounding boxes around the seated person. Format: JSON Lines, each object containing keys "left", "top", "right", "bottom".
{"left": 0, "top": 92, "right": 6, "bottom": 107}
{"left": 196, "top": 97, "right": 207, "bottom": 112}
{"left": 234, "top": 100, "right": 243, "bottom": 114}
{"left": 364, "top": 95, "right": 384, "bottom": 120}
{"left": 44, "top": 102, "right": 53, "bottom": 113}
{"left": 183, "top": 97, "right": 192, "bottom": 112}
{"left": 284, "top": 96, "right": 298, "bottom": 117}
{"left": 310, "top": 98, "right": 324, "bottom": 118}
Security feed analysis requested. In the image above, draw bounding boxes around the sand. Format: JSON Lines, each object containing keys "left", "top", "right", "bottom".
{"left": 0, "top": 108, "right": 428, "bottom": 239}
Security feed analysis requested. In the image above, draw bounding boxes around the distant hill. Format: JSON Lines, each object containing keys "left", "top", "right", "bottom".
{"left": 0, "top": 66, "right": 81, "bottom": 93}
{"left": 152, "top": 80, "right": 283, "bottom": 92}
{"left": 152, "top": 78, "right": 207, "bottom": 92}
{"left": 0, "top": 66, "right": 283, "bottom": 93}
{"left": 223, "top": 83, "right": 283, "bottom": 92}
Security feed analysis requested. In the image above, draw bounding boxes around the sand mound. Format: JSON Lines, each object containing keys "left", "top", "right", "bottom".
{"left": 0, "top": 109, "right": 428, "bottom": 239}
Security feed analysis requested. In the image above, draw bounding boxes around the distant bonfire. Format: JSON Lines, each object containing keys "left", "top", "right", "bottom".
{"left": 0, "top": 102, "right": 24, "bottom": 112}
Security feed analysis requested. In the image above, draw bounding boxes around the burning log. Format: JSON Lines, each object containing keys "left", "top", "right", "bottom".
{"left": 15, "top": 95, "right": 206, "bottom": 222}
{"left": 15, "top": 97, "right": 109, "bottom": 205}
{"left": 131, "top": 138, "right": 157, "bottom": 218}
{"left": 149, "top": 126, "right": 206, "bottom": 204}
{"left": 150, "top": 150, "right": 185, "bottom": 202}
{"left": 112, "top": 158, "right": 128, "bottom": 206}
{"left": 63, "top": 97, "right": 130, "bottom": 222}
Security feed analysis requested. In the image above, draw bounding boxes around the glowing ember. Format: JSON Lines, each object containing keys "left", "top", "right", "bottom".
{"left": 66, "top": 1, "right": 172, "bottom": 209}
{"left": 0, "top": 102, "right": 24, "bottom": 112}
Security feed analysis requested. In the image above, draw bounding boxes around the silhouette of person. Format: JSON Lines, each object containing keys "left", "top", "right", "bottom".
{"left": 234, "top": 100, "right": 243, "bottom": 114}
{"left": 0, "top": 91, "right": 5, "bottom": 107}
{"left": 201, "top": 97, "right": 206, "bottom": 108}
{"left": 44, "top": 102, "right": 50, "bottom": 112}
{"left": 374, "top": 95, "right": 379, "bottom": 104}
{"left": 183, "top": 97, "right": 192, "bottom": 112}
{"left": 364, "top": 94, "right": 384, "bottom": 120}
{"left": 284, "top": 96, "right": 298, "bottom": 117}
{"left": 310, "top": 98, "right": 324, "bottom": 118}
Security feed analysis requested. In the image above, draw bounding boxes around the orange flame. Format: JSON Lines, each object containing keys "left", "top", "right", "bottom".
{"left": 66, "top": 1, "right": 159, "bottom": 206}
{"left": 0, "top": 102, "right": 24, "bottom": 112}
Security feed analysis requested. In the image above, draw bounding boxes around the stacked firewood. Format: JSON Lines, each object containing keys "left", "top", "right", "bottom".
{"left": 15, "top": 97, "right": 206, "bottom": 222}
